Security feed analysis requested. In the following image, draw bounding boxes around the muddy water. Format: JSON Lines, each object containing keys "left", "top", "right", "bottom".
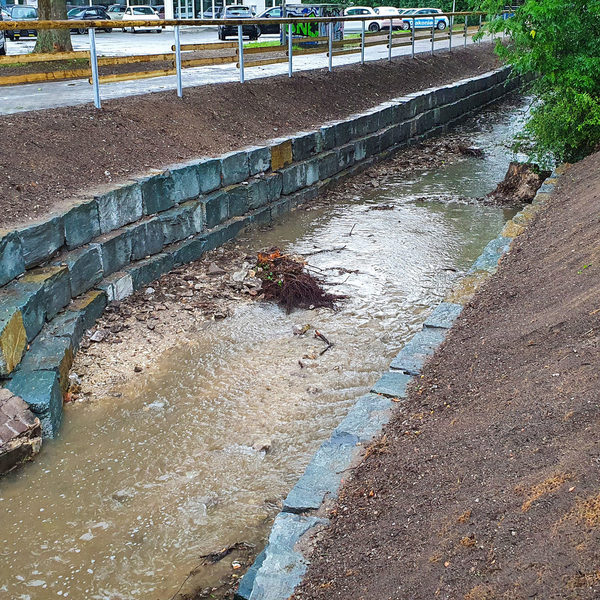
{"left": 0, "top": 98, "right": 528, "bottom": 600}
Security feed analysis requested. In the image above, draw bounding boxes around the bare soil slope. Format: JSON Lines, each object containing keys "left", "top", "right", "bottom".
{"left": 294, "top": 153, "right": 600, "bottom": 600}
{"left": 0, "top": 45, "right": 499, "bottom": 228}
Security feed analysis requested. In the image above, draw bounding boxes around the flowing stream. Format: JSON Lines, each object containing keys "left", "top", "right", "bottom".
{"left": 0, "top": 96, "right": 528, "bottom": 600}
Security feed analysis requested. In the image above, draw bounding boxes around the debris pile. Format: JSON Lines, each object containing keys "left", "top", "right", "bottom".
{"left": 485, "top": 161, "right": 551, "bottom": 206}
{"left": 254, "top": 248, "right": 344, "bottom": 313}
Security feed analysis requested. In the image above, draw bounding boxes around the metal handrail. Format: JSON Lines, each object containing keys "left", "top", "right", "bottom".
{"left": 0, "top": 12, "right": 489, "bottom": 31}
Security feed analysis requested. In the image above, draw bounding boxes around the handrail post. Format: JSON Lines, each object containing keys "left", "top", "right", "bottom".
{"left": 464, "top": 14, "right": 467, "bottom": 47}
{"left": 431, "top": 18, "right": 434, "bottom": 55}
{"left": 449, "top": 12, "right": 452, "bottom": 51}
{"left": 88, "top": 27, "right": 101, "bottom": 109}
{"left": 360, "top": 18, "right": 365, "bottom": 65}
{"left": 388, "top": 18, "right": 392, "bottom": 62}
{"left": 328, "top": 21, "right": 332, "bottom": 72}
{"left": 287, "top": 22, "right": 292, "bottom": 77}
{"left": 478, "top": 13, "right": 482, "bottom": 44}
{"left": 174, "top": 24, "right": 183, "bottom": 98}
{"left": 411, "top": 17, "right": 415, "bottom": 58}
{"left": 238, "top": 24, "right": 244, "bottom": 83}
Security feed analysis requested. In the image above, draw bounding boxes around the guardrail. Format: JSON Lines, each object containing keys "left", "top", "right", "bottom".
{"left": 0, "top": 12, "right": 490, "bottom": 108}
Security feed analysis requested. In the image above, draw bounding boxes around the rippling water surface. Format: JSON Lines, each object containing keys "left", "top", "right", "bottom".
{"left": 0, "top": 97, "right": 528, "bottom": 600}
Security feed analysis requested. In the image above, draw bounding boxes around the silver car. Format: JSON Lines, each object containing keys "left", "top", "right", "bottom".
{"left": 0, "top": 12, "right": 5, "bottom": 56}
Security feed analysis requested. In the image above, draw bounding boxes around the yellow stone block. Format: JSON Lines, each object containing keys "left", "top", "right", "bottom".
{"left": 271, "top": 140, "right": 293, "bottom": 171}
{"left": 69, "top": 289, "right": 104, "bottom": 311}
{"left": 20, "top": 265, "right": 66, "bottom": 285}
{"left": 501, "top": 220, "right": 526, "bottom": 238}
{"left": 445, "top": 271, "right": 491, "bottom": 305}
{"left": 0, "top": 311, "right": 27, "bottom": 374}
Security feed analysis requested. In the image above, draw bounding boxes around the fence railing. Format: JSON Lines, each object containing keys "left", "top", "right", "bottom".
{"left": 0, "top": 12, "right": 491, "bottom": 109}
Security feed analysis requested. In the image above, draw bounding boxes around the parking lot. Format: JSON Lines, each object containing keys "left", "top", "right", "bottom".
{"left": 5, "top": 25, "right": 277, "bottom": 57}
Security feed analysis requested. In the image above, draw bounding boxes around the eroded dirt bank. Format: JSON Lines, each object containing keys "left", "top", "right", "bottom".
{"left": 0, "top": 44, "right": 500, "bottom": 228}
{"left": 293, "top": 155, "right": 600, "bottom": 600}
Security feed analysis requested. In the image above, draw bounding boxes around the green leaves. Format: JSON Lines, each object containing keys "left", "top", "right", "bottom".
{"left": 475, "top": 0, "right": 600, "bottom": 163}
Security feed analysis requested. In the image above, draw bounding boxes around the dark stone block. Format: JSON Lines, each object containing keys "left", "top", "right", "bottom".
{"left": 46, "top": 309, "right": 86, "bottom": 351}
{"left": 68, "top": 290, "right": 107, "bottom": 331}
{"left": 140, "top": 171, "right": 176, "bottom": 215}
{"left": 337, "top": 144, "right": 355, "bottom": 171}
{"left": 127, "top": 253, "right": 174, "bottom": 290}
{"left": 63, "top": 199, "right": 101, "bottom": 250}
{"left": 170, "top": 236, "right": 207, "bottom": 266}
{"left": 221, "top": 151, "right": 249, "bottom": 186}
{"left": 333, "top": 120, "right": 353, "bottom": 146}
{"left": 318, "top": 151, "right": 340, "bottom": 180}
{"left": 281, "top": 163, "right": 307, "bottom": 196}
{"left": 127, "top": 217, "right": 164, "bottom": 261}
{"left": 170, "top": 162, "right": 201, "bottom": 202}
{"left": 63, "top": 244, "right": 103, "bottom": 298}
{"left": 227, "top": 184, "right": 249, "bottom": 218}
{"left": 248, "top": 146, "right": 271, "bottom": 176}
{"left": 291, "top": 131, "right": 322, "bottom": 162}
{"left": 247, "top": 174, "right": 282, "bottom": 210}
{"left": 201, "top": 190, "right": 229, "bottom": 228}
{"left": 7, "top": 369, "right": 62, "bottom": 437}
{"left": 235, "top": 549, "right": 266, "bottom": 600}
{"left": 159, "top": 202, "right": 203, "bottom": 245}
{"left": 19, "top": 215, "right": 65, "bottom": 268}
{"left": 197, "top": 158, "right": 222, "bottom": 194}
{"left": 0, "top": 230, "right": 25, "bottom": 286}
{"left": 320, "top": 124, "right": 336, "bottom": 151}
{"left": 16, "top": 333, "right": 73, "bottom": 395}
{"left": 96, "top": 182, "right": 143, "bottom": 233}
{"left": 98, "top": 229, "right": 132, "bottom": 277}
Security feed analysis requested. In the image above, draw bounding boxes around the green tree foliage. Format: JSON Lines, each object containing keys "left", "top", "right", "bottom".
{"left": 478, "top": 0, "right": 600, "bottom": 162}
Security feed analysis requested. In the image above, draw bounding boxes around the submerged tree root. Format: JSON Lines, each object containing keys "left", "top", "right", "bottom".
{"left": 256, "top": 248, "right": 345, "bottom": 313}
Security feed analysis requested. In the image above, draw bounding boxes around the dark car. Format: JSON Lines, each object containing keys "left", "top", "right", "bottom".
{"left": 254, "top": 5, "right": 281, "bottom": 35}
{"left": 0, "top": 12, "right": 5, "bottom": 55}
{"left": 217, "top": 5, "right": 260, "bottom": 40}
{"left": 4, "top": 5, "right": 38, "bottom": 41}
{"left": 68, "top": 6, "right": 112, "bottom": 33}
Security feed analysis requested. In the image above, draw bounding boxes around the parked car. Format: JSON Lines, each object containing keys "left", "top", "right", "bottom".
{"left": 217, "top": 5, "right": 260, "bottom": 40}
{"left": 68, "top": 6, "right": 112, "bottom": 33}
{"left": 106, "top": 4, "right": 126, "bottom": 19}
{"left": 0, "top": 12, "right": 5, "bottom": 55}
{"left": 3, "top": 5, "right": 38, "bottom": 41}
{"left": 122, "top": 5, "right": 163, "bottom": 32}
{"left": 373, "top": 6, "right": 403, "bottom": 29}
{"left": 343, "top": 6, "right": 383, "bottom": 33}
{"left": 254, "top": 5, "right": 281, "bottom": 35}
{"left": 198, "top": 6, "right": 222, "bottom": 18}
{"left": 155, "top": 5, "right": 165, "bottom": 18}
{"left": 400, "top": 7, "right": 450, "bottom": 30}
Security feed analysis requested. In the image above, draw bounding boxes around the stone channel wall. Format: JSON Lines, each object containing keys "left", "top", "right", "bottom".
{"left": 236, "top": 169, "right": 564, "bottom": 600}
{"left": 0, "top": 67, "right": 519, "bottom": 454}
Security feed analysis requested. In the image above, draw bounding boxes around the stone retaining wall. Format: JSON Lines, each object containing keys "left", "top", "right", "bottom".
{"left": 235, "top": 169, "right": 564, "bottom": 600}
{"left": 0, "top": 67, "right": 519, "bottom": 447}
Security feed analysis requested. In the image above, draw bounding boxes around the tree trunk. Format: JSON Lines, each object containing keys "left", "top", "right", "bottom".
{"left": 34, "top": 0, "right": 73, "bottom": 53}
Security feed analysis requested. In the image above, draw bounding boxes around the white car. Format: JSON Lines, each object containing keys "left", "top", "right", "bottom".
{"left": 400, "top": 7, "right": 450, "bottom": 30}
{"left": 343, "top": 6, "right": 384, "bottom": 33}
{"left": 122, "top": 5, "right": 163, "bottom": 33}
{"left": 373, "top": 6, "right": 403, "bottom": 29}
